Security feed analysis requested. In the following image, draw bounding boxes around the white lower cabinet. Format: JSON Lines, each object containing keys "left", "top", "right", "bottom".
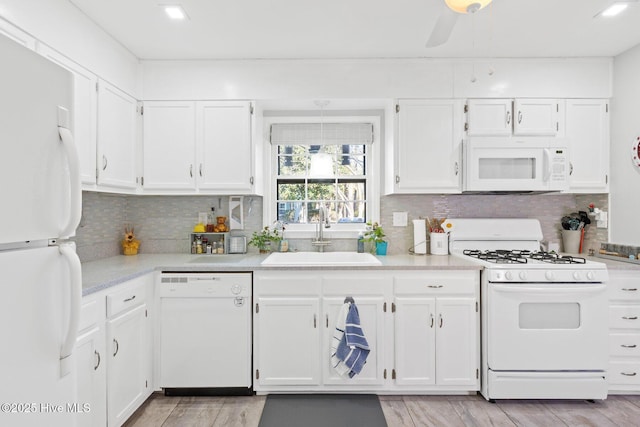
{"left": 78, "top": 273, "right": 153, "bottom": 427}
{"left": 75, "top": 296, "right": 106, "bottom": 427}
{"left": 393, "top": 272, "right": 479, "bottom": 391}
{"left": 253, "top": 269, "right": 479, "bottom": 393}
{"left": 608, "top": 270, "right": 640, "bottom": 393}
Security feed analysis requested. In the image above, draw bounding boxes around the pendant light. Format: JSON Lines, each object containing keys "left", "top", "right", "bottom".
{"left": 309, "top": 101, "right": 332, "bottom": 177}
{"left": 445, "top": 0, "right": 492, "bottom": 14}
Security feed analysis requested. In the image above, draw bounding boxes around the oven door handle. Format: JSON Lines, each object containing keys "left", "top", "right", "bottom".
{"left": 491, "top": 284, "right": 607, "bottom": 294}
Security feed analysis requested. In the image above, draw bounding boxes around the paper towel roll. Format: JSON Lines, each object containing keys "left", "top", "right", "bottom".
{"left": 413, "top": 219, "right": 427, "bottom": 255}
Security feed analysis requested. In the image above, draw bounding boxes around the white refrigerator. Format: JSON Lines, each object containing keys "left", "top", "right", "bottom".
{"left": 0, "top": 34, "right": 83, "bottom": 427}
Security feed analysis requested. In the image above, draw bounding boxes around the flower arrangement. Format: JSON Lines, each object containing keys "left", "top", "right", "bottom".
{"left": 122, "top": 224, "right": 140, "bottom": 256}
{"left": 249, "top": 226, "right": 282, "bottom": 253}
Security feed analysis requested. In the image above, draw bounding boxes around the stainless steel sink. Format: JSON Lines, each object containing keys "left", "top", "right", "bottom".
{"left": 261, "top": 251, "right": 381, "bottom": 266}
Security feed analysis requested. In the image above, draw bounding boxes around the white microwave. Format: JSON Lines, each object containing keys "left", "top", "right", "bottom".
{"left": 463, "top": 137, "right": 569, "bottom": 192}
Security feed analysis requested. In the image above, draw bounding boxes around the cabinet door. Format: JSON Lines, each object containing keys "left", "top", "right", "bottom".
{"left": 97, "top": 81, "right": 138, "bottom": 190}
{"left": 255, "top": 297, "right": 321, "bottom": 386}
{"left": 196, "top": 101, "right": 253, "bottom": 192}
{"left": 107, "top": 304, "right": 148, "bottom": 427}
{"left": 565, "top": 99, "right": 609, "bottom": 192}
{"left": 466, "top": 99, "right": 513, "bottom": 136}
{"left": 396, "top": 99, "right": 462, "bottom": 193}
{"left": 435, "top": 298, "right": 478, "bottom": 387}
{"left": 75, "top": 326, "right": 106, "bottom": 427}
{"left": 142, "top": 101, "right": 196, "bottom": 191}
{"left": 513, "top": 99, "right": 559, "bottom": 136}
{"left": 322, "top": 296, "right": 386, "bottom": 385}
{"left": 37, "top": 45, "right": 98, "bottom": 185}
{"left": 394, "top": 297, "right": 436, "bottom": 386}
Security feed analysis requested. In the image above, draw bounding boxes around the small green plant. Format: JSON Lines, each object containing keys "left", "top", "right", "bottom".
{"left": 249, "top": 226, "right": 282, "bottom": 253}
{"left": 364, "top": 222, "right": 386, "bottom": 244}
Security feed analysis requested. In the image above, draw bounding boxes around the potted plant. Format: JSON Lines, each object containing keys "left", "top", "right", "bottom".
{"left": 364, "top": 222, "right": 387, "bottom": 255}
{"left": 249, "top": 226, "right": 282, "bottom": 253}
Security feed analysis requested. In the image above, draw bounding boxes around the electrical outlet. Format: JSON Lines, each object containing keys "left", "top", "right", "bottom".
{"left": 393, "top": 211, "right": 408, "bottom": 227}
{"left": 596, "top": 211, "right": 608, "bottom": 229}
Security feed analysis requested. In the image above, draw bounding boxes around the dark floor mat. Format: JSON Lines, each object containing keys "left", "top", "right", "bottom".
{"left": 258, "top": 394, "right": 387, "bottom": 427}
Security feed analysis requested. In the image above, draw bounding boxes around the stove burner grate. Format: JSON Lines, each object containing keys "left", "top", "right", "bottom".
{"left": 463, "top": 249, "right": 587, "bottom": 265}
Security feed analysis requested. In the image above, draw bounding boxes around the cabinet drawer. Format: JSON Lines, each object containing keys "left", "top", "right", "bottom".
{"left": 610, "top": 333, "right": 640, "bottom": 357}
{"left": 394, "top": 273, "right": 477, "bottom": 295}
{"left": 107, "top": 279, "right": 147, "bottom": 318}
{"left": 79, "top": 297, "right": 101, "bottom": 332}
{"left": 609, "top": 275, "right": 640, "bottom": 301}
{"left": 609, "top": 305, "right": 640, "bottom": 329}
{"left": 608, "top": 361, "right": 640, "bottom": 385}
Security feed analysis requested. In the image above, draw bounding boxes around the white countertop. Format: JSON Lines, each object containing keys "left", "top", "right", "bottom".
{"left": 81, "top": 252, "right": 483, "bottom": 296}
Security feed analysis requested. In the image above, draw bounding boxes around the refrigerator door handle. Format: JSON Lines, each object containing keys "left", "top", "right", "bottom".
{"left": 59, "top": 243, "right": 82, "bottom": 377}
{"left": 58, "top": 124, "right": 82, "bottom": 239}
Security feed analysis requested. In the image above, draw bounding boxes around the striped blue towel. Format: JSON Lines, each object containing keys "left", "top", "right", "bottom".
{"left": 336, "top": 302, "right": 370, "bottom": 378}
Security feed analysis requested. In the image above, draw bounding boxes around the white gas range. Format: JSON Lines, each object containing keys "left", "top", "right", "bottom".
{"left": 446, "top": 218, "right": 609, "bottom": 401}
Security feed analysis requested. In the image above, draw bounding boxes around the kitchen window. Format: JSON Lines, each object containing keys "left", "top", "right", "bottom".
{"left": 266, "top": 115, "right": 381, "bottom": 235}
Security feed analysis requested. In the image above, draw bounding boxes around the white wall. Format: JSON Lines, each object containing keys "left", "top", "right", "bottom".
{"left": 141, "top": 58, "right": 612, "bottom": 101}
{"left": 0, "top": 0, "right": 139, "bottom": 96}
{"left": 611, "top": 44, "right": 640, "bottom": 244}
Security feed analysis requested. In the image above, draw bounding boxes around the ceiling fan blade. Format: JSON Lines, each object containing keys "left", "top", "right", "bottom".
{"left": 425, "top": 8, "right": 459, "bottom": 48}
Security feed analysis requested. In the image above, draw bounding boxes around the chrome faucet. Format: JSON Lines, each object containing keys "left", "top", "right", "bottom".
{"left": 312, "top": 204, "right": 332, "bottom": 252}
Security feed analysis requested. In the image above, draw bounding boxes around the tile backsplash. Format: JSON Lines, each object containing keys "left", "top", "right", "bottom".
{"left": 74, "top": 191, "right": 609, "bottom": 262}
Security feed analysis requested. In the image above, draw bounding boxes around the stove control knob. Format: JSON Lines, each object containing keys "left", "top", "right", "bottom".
{"left": 572, "top": 271, "right": 581, "bottom": 280}
{"left": 505, "top": 271, "right": 513, "bottom": 281}
{"left": 519, "top": 271, "right": 528, "bottom": 281}
{"left": 586, "top": 271, "right": 595, "bottom": 281}
{"left": 231, "top": 284, "right": 242, "bottom": 295}
{"left": 545, "top": 271, "right": 555, "bottom": 281}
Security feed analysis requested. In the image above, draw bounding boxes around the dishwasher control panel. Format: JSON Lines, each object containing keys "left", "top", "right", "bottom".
{"left": 159, "top": 272, "right": 251, "bottom": 298}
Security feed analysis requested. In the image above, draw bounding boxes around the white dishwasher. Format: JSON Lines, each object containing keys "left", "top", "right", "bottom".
{"left": 158, "top": 272, "right": 252, "bottom": 395}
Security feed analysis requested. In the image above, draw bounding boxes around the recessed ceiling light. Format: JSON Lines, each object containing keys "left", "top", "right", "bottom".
{"left": 595, "top": 1, "right": 637, "bottom": 17}
{"left": 162, "top": 5, "right": 188, "bottom": 20}
{"left": 602, "top": 2, "right": 628, "bottom": 16}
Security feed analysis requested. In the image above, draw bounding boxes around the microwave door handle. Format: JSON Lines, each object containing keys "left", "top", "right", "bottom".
{"left": 543, "top": 148, "right": 551, "bottom": 183}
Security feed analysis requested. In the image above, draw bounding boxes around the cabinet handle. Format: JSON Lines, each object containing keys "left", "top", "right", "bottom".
{"left": 621, "top": 344, "right": 637, "bottom": 348}
{"left": 428, "top": 285, "right": 443, "bottom": 288}
{"left": 454, "top": 162, "right": 459, "bottom": 176}
{"left": 621, "top": 372, "right": 637, "bottom": 376}
{"left": 569, "top": 162, "right": 573, "bottom": 176}
{"left": 430, "top": 314, "right": 434, "bottom": 328}
{"left": 189, "top": 164, "right": 193, "bottom": 178}
{"left": 102, "top": 155, "right": 108, "bottom": 171}
{"left": 622, "top": 288, "right": 638, "bottom": 292}
{"left": 113, "top": 339, "right": 119, "bottom": 357}
{"left": 517, "top": 110, "right": 523, "bottom": 124}
{"left": 506, "top": 111, "right": 511, "bottom": 126}
{"left": 622, "top": 316, "right": 639, "bottom": 320}
{"left": 199, "top": 163, "right": 203, "bottom": 177}
{"left": 94, "top": 350, "right": 101, "bottom": 370}
{"left": 313, "top": 314, "right": 317, "bottom": 328}
{"left": 439, "top": 314, "right": 443, "bottom": 328}
{"left": 326, "top": 314, "right": 329, "bottom": 328}
{"left": 395, "top": 175, "right": 400, "bottom": 184}
{"left": 123, "top": 295, "right": 136, "bottom": 302}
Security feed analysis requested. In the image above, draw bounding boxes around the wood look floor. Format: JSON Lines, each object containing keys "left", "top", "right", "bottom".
{"left": 124, "top": 393, "right": 640, "bottom": 427}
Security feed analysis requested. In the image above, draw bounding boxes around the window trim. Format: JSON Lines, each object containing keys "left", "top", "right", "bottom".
{"left": 262, "top": 113, "right": 381, "bottom": 238}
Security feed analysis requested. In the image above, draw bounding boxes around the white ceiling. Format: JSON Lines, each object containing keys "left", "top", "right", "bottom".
{"left": 68, "top": 0, "right": 640, "bottom": 60}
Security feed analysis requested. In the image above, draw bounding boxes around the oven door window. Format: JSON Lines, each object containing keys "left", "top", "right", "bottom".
{"left": 519, "top": 302, "right": 580, "bottom": 329}
{"left": 487, "top": 283, "right": 608, "bottom": 371}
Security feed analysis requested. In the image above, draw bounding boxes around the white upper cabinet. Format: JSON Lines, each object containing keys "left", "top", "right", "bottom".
{"left": 142, "top": 101, "right": 196, "bottom": 191}
{"left": 196, "top": 101, "right": 254, "bottom": 193}
{"left": 394, "top": 99, "right": 463, "bottom": 194}
{"left": 564, "top": 99, "right": 610, "bottom": 193}
{"left": 466, "top": 98, "right": 559, "bottom": 136}
{"left": 37, "top": 45, "right": 98, "bottom": 186}
{"left": 96, "top": 81, "right": 139, "bottom": 191}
